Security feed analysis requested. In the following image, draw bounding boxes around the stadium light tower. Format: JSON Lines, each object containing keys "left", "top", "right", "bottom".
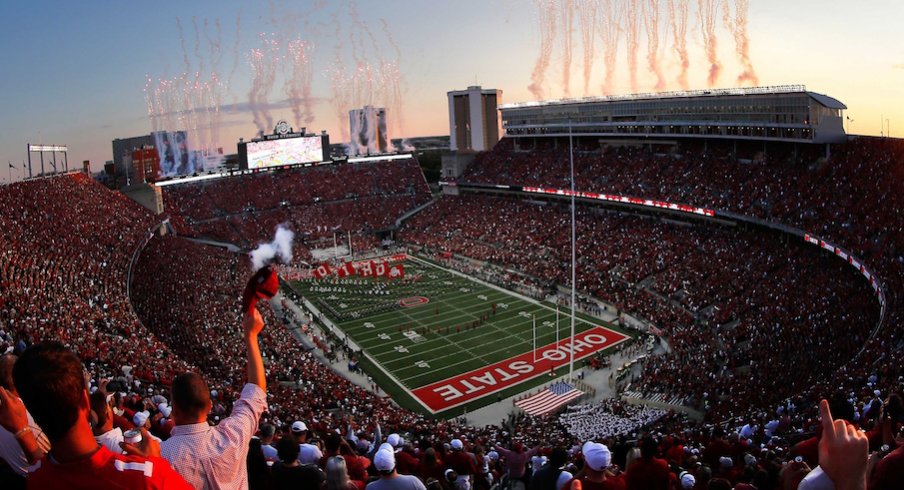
{"left": 569, "top": 120, "right": 576, "bottom": 380}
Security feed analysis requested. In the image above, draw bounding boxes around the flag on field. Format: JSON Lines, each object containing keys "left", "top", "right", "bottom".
{"left": 337, "top": 261, "right": 356, "bottom": 278}
{"left": 514, "top": 381, "right": 583, "bottom": 416}
{"left": 374, "top": 261, "right": 388, "bottom": 277}
{"left": 313, "top": 263, "right": 332, "bottom": 279}
{"left": 358, "top": 261, "right": 374, "bottom": 277}
{"left": 387, "top": 264, "right": 405, "bottom": 280}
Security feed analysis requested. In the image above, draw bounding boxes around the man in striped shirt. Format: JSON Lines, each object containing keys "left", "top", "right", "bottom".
{"left": 154, "top": 308, "right": 268, "bottom": 489}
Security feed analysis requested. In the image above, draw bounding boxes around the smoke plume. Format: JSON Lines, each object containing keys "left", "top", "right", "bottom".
{"left": 250, "top": 225, "right": 295, "bottom": 271}
{"left": 698, "top": 0, "right": 721, "bottom": 87}
{"left": 668, "top": 0, "right": 690, "bottom": 90}
{"left": 529, "top": 0, "right": 558, "bottom": 100}
{"left": 725, "top": 0, "right": 758, "bottom": 86}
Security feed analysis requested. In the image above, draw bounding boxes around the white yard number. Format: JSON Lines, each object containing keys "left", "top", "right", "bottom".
{"left": 363, "top": 322, "right": 376, "bottom": 329}
{"left": 394, "top": 345, "right": 409, "bottom": 354}
{"left": 378, "top": 333, "right": 391, "bottom": 341}
{"left": 498, "top": 303, "right": 509, "bottom": 309}
{"left": 459, "top": 287, "right": 471, "bottom": 293}
{"left": 415, "top": 360, "right": 430, "bottom": 368}
{"left": 443, "top": 281, "right": 453, "bottom": 286}
{"left": 339, "top": 303, "right": 348, "bottom": 309}
{"left": 477, "top": 294, "right": 488, "bottom": 301}
{"left": 518, "top": 311, "right": 532, "bottom": 319}
{"left": 542, "top": 321, "right": 554, "bottom": 328}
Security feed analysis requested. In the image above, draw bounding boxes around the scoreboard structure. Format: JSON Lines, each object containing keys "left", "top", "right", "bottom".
{"left": 238, "top": 121, "right": 330, "bottom": 170}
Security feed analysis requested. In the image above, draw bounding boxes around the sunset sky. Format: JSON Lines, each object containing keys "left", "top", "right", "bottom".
{"left": 0, "top": 0, "right": 901, "bottom": 181}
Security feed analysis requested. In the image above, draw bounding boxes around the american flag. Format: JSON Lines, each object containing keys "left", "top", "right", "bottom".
{"left": 515, "top": 382, "right": 583, "bottom": 416}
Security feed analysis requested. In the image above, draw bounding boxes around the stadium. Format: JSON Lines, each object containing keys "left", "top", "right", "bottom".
{"left": 1, "top": 3, "right": 902, "bottom": 490}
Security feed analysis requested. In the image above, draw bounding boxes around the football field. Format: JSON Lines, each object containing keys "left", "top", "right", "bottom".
{"left": 290, "top": 255, "right": 634, "bottom": 416}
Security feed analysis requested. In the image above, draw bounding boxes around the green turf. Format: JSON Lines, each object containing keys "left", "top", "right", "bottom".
{"left": 291, "top": 256, "right": 634, "bottom": 416}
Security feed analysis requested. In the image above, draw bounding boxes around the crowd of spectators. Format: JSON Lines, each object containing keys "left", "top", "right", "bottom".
{"left": 399, "top": 195, "right": 880, "bottom": 420}
{"left": 2, "top": 131, "right": 904, "bottom": 489}
{"left": 164, "top": 159, "right": 431, "bottom": 258}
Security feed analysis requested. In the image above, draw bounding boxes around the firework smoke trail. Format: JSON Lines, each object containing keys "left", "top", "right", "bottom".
{"left": 577, "top": 0, "right": 597, "bottom": 97}
{"left": 529, "top": 0, "right": 558, "bottom": 100}
{"left": 144, "top": 75, "right": 158, "bottom": 132}
{"left": 285, "top": 39, "right": 316, "bottom": 128}
{"left": 668, "top": 0, "right": 690, "bottom": 89}
{"left": 227, "top": 13, "right": 242, "bottom": 105}
{"left": 598, "top": 0, "right": 624, "bottom": 96}
{"left": 560, "top": 0, "right": 575, "bottom": 97}
{"left": 248, "top": 35, "right": 281, "bottom": 134}
{"left": 643, "top": 0, "right": 666, "bottom": 91}
{"left": 329, "top": 12, "right": 352, "bottom": 142}
{"left": 726, "top": 0, "right": 758, "bottom": 85}
{"left": 625, "top": 0, "right": 640, "bottom": 93}
{"left": 698, "top": 0, "right": 721, "bottom": 87}
{"left": 381, "top": 18, "right": 405, "bottom": 141}
{"left": 176, "top": 18, "right": 192, "bottom": 74}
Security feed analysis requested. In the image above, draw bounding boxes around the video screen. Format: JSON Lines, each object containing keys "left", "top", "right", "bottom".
{"left": 155, "top": 131, "right": 197, "bottom": 177}
{"left": 246, "top": 136, "right": 323, "bottom": 169}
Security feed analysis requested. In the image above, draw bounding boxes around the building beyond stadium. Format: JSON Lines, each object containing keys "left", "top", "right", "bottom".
{"left": 500, "top": 85, "right": 847, "bottom": 144}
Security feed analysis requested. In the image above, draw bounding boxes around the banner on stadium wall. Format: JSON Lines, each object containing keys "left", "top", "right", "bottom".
{"left": 521, "top": 186, "right": 716, "bottom": 217}
{"left": 802, "top": 234, "right": 885, "bottom": 308}
{"left": 309, "top": 254, "right": 408, "bottom": 280}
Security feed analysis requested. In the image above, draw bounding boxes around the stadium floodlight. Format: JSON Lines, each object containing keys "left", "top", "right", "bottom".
{"left": 28, "top": 144, "right": 68, "bottom": 152}
{"left": 26, "top": 143, "right": 69, "bottom": 179}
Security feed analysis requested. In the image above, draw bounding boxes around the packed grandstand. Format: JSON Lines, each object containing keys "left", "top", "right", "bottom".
{"left": 1, "top": 133, "right": 902, "bottom": 489}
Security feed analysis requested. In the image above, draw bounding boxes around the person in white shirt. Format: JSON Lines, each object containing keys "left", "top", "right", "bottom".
{"left": 89, "top": 389, "right": 124, "bottom": 454}
{"left": 125, "top": 308, "right": 268, "bottom": 489}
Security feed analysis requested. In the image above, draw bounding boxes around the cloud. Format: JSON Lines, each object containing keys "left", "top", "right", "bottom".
{"left": 149, "top": 97, "right": 328, "bottom": 118}
{"left": 894, "top": 63, "right": 904, "bottom": 70}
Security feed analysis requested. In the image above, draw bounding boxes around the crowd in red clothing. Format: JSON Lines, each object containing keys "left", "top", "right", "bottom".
{"left": 0, "top": 173, "right": 193, "bottom": 384}
{"left": 399, "top": 195, "right": 879, "bottom": 420}
{"left": 2, "top": 131, "right": 904, "bottom": 490}
{"left": 163, "top": 159, "right": 432, "bottom": 257}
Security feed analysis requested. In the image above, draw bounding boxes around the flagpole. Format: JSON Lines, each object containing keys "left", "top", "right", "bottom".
{"left": 334, "top": 233, "right": 338, "bottom": 263}
{"left": 569, "top": 119, "right": 576, "bottom": 381}
{"left": 556, "top": 303, "right": 560, "bottom": 345}
{"left": 7, "top": 161, "right": 11, "bottom": 183}
{"left": 348, "top": 230, "right": 353, "bottom": 259}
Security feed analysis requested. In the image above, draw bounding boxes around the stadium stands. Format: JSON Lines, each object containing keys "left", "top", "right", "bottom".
{"left": 2, "top": 135, "right": 903, "bottom": 489}
{"left": 164, "top": 159, "right": 431, "bottom": 257}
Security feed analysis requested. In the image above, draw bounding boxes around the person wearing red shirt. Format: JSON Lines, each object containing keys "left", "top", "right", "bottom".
{"left": 624, "top": 438, "right": 669, "bottom": 490}
{"left": 445, "top": 439, "right": 478, "bottom": 490}
{"left": 0, "top": 341, "right": 191, "bottom": 489}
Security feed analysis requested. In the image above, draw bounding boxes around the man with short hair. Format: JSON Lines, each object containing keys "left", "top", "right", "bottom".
{"left": 146, "top": 308, "right": 268, "bottom": 489}
{"left": 624, "top": 437, "right": 669, "bottom": 490}
{"left": 259, "top": 424, "right": 278, "bottom": 465}
{"left": 366, "top": 445, "right": 427, "bottom": 490}
{"left": 0, "top": 342, "right": 191, "bottom": 488}
{"left": 89, "top": 389, "right": 125, "bottom": 454}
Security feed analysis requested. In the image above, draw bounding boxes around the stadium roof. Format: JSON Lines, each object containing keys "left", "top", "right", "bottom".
{"left": 500, "top": 85, "right": 847, "bottom": 110}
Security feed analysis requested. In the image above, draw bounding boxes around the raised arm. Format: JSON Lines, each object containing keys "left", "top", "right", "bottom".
{"left": 243, "top": 308, "right": 266, "bottom": 390}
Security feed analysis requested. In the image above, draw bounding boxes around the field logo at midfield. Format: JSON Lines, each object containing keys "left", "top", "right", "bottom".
{"left": 411, "top": 326, "right": 628, "bottom": 413}
{"left": 399, "top": 296, "right": 430, "bottom": 308}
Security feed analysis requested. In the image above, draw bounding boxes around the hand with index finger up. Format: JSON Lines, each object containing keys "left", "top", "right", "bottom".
{"left": 818, "top": 399, "right": 868, "bottom": 490}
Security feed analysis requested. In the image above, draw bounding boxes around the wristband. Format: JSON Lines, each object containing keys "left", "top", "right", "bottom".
{"left": 13, "top": 427, "right": 32, "bottom": 440}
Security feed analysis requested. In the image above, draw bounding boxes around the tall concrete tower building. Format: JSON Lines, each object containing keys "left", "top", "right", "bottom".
{"left": 447, "top": 86, "right": 502, "bottom": 152}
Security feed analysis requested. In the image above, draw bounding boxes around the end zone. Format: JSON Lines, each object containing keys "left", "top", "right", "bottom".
{"left": 411, "top": 325, "right": 628, "bottom": 413}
